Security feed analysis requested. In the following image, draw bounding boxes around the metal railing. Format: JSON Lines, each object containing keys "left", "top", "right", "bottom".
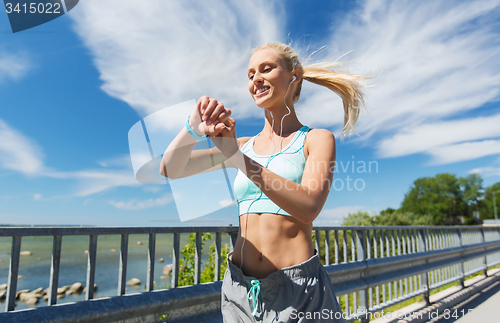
{"left": 0, "top": 225, "right": 499, "bottom": 323}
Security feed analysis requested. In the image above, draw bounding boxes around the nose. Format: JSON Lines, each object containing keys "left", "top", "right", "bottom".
{"left": 253, "top": 71, "right": 263, "bottom": 84}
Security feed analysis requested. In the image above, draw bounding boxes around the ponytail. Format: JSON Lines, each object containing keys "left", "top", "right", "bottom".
{"left": 253, "top": 42, "right": 368, "bottom": 139}
{"left": 303, "top": 63, "right": 366, "bottom": 138}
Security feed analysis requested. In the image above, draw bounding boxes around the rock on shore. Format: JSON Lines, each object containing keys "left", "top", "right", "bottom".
{"left": 66, "top": 282, "right": 83, "bottom": 295}
{"left": 163, "top": 264, "right": 173, "bottom": 275}
{"left": 1, "top": 280, "right": 95, "bottom": 307}
{"left": 126, "top": 278, "right": 141, "bottom": 286}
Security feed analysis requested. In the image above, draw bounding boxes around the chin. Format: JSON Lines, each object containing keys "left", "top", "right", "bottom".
{"left": 255, "top": 102, "right": 271, "bottom": 110}
{"left": 254, "top": 97, "right": 274, "bottom": 110}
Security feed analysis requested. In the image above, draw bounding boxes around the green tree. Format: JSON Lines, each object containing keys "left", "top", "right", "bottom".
{"left": 479, "top": 182, "right": 500, "bottom": 220}
{"left": 178, "top": 232, "right": 211, "bottom": 286}
{"left": 379, "top": 207, "right": 397, "bottom": 215}
{"left": 401, "top": 173, "right": 467, "bottom": 225}
{"left": 460, "top": 174, "right": 484, "bottom": 219}
{"left": 375, "top": 211, "right": 433, "bottom": 226}
{"left": 177, "top": 232, "right": 231, "bottom": 287}
{"left": 342, "top": 211, "right": 374, "bottom": 226}
{"left": 200, "top": 242, "right": 230, "bottom": 283}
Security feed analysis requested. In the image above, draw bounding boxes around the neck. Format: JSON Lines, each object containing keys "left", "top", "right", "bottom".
{"left": 262, "top": 104, "right": 302, "bottom": 138}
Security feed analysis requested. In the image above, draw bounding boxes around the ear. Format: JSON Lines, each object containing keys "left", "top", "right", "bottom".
{"left": 292, "top": 68, "right": 302, "bottom": 83}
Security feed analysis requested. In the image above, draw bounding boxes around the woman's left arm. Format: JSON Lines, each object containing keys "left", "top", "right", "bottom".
{"left": 229, "top": 129, "right": 336, "bottom": 224}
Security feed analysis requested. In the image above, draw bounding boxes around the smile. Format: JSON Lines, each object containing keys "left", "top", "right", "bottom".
{"left": 254, "top": 86, "right": 270, "bottom": 97}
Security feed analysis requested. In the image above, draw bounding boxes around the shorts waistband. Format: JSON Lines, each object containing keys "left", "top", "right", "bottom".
{"left": 226, "top": 249, "right": 321, "bottom": 291}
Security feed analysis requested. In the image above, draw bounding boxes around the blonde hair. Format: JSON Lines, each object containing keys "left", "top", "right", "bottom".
{"left": 252, "top": 42, "right": 367, "bottom": 138}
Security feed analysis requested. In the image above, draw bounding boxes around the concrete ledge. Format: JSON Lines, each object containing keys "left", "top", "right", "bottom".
{"left": 0, "top": 281, "right": 223, "bottom": 323}
{"left": 370, "top": 268, "right": 500, "bottom": 323}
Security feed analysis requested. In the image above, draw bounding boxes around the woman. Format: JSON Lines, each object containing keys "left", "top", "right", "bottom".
{"left": 160, "top": 42, "right": 366, "bottom": 322}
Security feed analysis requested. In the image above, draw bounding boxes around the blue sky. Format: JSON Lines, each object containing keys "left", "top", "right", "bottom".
{"left": 0, "top": 0, "right": 499, "bottom": 226}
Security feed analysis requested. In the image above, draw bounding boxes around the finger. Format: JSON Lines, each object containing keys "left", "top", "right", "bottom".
{"left": 203, "top": 99, "right": 218, "bottom": 122}
{"left": 208, "top": 102, "right": 226, "bottom": 125}
{"left": 207, "top": 122, "right": 223, "bottom": 137}
{"left": 215, "top": 108, "right": 231, "bottom": 124}
{"left": 198, "top": 96, "right": 210, "bottom": 114}
{"left": 208, "top": 117, "right": 233, "bottom": 136}
{"left": 222, "top": 117, "right": 235, "bottom": 128}
{"left": 214, "top": 122, "right": 226, "bottom": 133}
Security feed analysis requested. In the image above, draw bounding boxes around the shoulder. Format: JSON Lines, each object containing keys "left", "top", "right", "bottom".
{"left": 304, "top": 128, "right": 335, "bottom": 159}
{"left": 237, "top": 136, "right": 253, "bottom": 149}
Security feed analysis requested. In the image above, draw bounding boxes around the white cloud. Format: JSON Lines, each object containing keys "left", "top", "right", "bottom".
{"left": 109, "top": 194, "right": 173, "bottom": 210}
{"left": 142, "top": 186, "right": 164, "bottom": 193}
{"left": 377, "top": 114, "right": 500, "bottom": 158}
{"left": 299, "top": 0, "right": 500, "bottom": 165}
{"left": 70, "top": 0, "right": 283, "bottom": 126}
{"left": 469, "top": 166, "right": 500, "bottom": 177}
{"left": 68, "top": 170, "right": 141, "bottom": 197}
{"left": 428, "top": 140, "right": 500, "bottom": 165}
{"left": 0, "top": 50, "right": 30, "bottom": 82}
{"left": 97, "top": 155, "right": 133, "bottom": 168}
{"left": 70, "top": 0, "right": 500, "bottom": 166}
{"left": 33, "top": 193, "right": 42, "bottom": 200}
{"left": 0, "top": 118, "right": 140, "bottom": 196}
{"left": 0, "top": 119, "right": 45, "bottom": 175}
{"left": 43, "top": 169, "right": 141, "bottom": 197}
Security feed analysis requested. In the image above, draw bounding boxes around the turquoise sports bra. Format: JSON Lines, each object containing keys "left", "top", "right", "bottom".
{"left": 233, "top": 125, "right": 311, "bottom": 216}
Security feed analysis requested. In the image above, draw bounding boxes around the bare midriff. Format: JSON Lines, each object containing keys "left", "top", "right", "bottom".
{"left": 230, "top": 212, "right": 314, "bottom": 279}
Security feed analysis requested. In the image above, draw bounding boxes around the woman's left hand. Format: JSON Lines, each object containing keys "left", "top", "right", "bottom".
{"left": 208, "top": 117, "right": 239, "bottom": 158}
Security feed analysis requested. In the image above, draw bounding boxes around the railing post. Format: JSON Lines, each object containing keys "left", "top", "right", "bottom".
{"left": 386, "top": 230, "right": 392, "bottom": 301}
{"left": 343, "top": 230, "right": 349, "bottom": 315}
{"left": 397, "top": 229, "right": 402, "bottom": 298}
{"left": 229, "top": 232, "right": 237, "bottom": 253}
{"left": 417, "top": 229, "right": 430, "bottom": 305}
{"left": 334, "top": 230, "right": 339, "bottom": 264}
{"left": 6, "top": 236, "right": 21, "bottom": 312}
{"left": 48, "top": 235, "right": 62, "bottom": 305}
{"left": 333, "top": 230, "right": 340, "bottom": 306}
{"left": 147, "top": 233, "right": 156, "bottom": 291}
{"left": 172, "top": 232, "right": 180, "bottom": 288}
{"left": 315, "top": 230, "right": 321, "bottom": 260}
{"left": 497, "top": 226, "right": 500, "bottom": 265}
{"left": 86, "top": 235, "right": 98, "bottom": 300}
{"left": 356, "top": 229, "right": 369, "bottom": 323}
{"left": 214, "top": 232, "right": 222, "bottom": 281}
{"left": 456, "top": 229, "right": 465, "bottom": 287}
{"left": 325, "top": 230, "right": 330, "bottom": 265}
{"left": 480, "top": 228, "right": 488, "bottom": 277}
{"left": 373, "top": 230, "right": 380, "bottom": 307}
{"left": 381, "top": 230, "right": 386, "bottom": 304}
{"left": 118, "top": 234, "right": 129, "bottom": 295}
{"left": 194, "top": 232, "right": 202, "bottom": 284}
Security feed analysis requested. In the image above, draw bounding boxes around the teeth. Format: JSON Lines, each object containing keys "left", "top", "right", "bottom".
{"left": 256, "top": 87, "right": 269, "bottom": 94}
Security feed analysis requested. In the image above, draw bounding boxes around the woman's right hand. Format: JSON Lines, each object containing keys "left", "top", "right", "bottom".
{"left": 190, "top": 96, "right": 231, "bottom": 137}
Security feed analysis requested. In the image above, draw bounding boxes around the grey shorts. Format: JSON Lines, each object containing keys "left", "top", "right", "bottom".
{"left": 221, "top": 249, "right": 347, "bottom": 323}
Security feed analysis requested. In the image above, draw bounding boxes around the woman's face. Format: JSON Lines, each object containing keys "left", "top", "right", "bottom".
{"left": 247, "top": 49, "right": 293, "bottom": 109}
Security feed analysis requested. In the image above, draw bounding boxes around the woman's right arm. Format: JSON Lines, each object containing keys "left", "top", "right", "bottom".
{"left": 160, "top": 135, "right": 250, "bottom": 179}
{"left": 159, "top": 96, "right": 246, "bottom": 179}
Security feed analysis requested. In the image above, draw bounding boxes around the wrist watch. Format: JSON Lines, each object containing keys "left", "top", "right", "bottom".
{"left": 185, "top": 114, "right": 207, "bottom": 141}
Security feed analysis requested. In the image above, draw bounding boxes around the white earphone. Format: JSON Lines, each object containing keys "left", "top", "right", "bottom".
{"left": 241, "top": 74, "right": 297, "bottom": 270}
